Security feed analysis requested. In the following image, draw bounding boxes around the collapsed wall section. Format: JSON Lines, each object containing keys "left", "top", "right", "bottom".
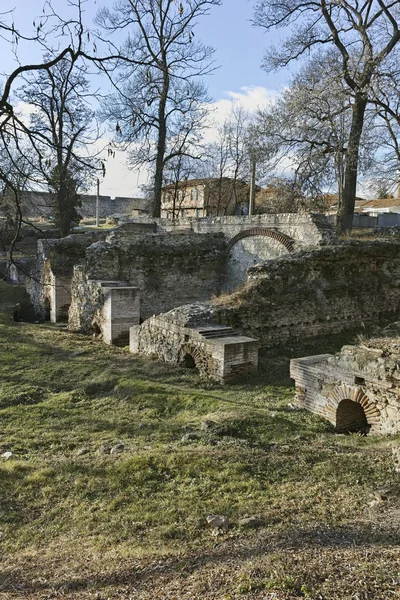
{"left": 68, "top": 231, "right": 228, "bottom": 333}
{"left": 211, "top": 240, "right": 400, "bottom": 348}
{"left": 26, "top": 231, "right": 106, "bottom": 321}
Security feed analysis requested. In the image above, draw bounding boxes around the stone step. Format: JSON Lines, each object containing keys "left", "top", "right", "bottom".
{"left": 98, "top": 280, "right": 129, "bottom": 287}
{"left": 198, "top": 327, "right": 239, "bottom": 340}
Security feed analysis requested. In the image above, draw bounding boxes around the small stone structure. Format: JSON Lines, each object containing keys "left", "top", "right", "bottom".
{"left": 130, "top": 304, "right": 258, "bottom": 382}
{"left": 290, "top": 335, "right": 400, "bottom": 434}
{"left": 27, "top": 231, "right": 106, "bottom": 322}
{"left": 95, "top": 282, "right": 140, "bottom": 345}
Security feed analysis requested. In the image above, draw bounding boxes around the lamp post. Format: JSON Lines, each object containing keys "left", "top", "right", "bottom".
{"left": 249, "top": 156, "right": 256, "bottom": 216}
{"left": 96, "top": 178, "right": 100, "bottom": 227}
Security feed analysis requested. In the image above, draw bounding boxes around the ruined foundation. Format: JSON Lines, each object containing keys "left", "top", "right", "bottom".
{"left": 212, "top": 240, "right": 400, "bottom": 348}
{"left": 290, "top": 337, "right": 400, "bottom": 435}
{"left": 130, "top": 305, "right": 259, "bottom": 382}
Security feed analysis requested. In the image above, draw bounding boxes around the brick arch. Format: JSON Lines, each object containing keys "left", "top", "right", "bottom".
{"left": 179, "top": 343, "right": 220, "bottom": 379}
{"left": 325, "top": 384, "right": 381, "bottom": 433}
{"left": 227, "top": 228, "right": 295, "bottom": 253}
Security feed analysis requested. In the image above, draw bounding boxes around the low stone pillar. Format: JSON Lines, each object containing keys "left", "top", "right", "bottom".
{"left": 129, "top": 325, "right": 141, "bottom": 353}
{"left": 50, "top": 276, "right": 71, "bottom": 323}
{"left": 102, "top": 286, "right": 140, "bottom": 345}
{"left": 218, "top": 337, "right": 259, "bottom": 381}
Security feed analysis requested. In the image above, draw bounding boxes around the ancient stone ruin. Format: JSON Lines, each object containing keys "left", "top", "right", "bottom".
{"left": 290, "top": 332, "right": 400, "bottom": 435}
{"left": 27, "top": 230, "right": 106, "bottom": 322}
{"left": 8, "top": 209, "right": 400, "bottom": 417}
{"left": 211, "top": 239, "right": 400, "bottom": 347}
{"left": 22, "top": 213, "right": 332, "bottom": 381}
{"left": 130, "top": 304, "right": 259, "bottom": 382}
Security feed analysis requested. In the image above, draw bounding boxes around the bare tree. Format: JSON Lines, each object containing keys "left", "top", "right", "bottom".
{"left": 96, "top": 0, "right": 221, "bottom": 217}
{"left": 369, "top": 57, "right": 400, "bottom": 194}
{"left": 253, "top": 0, "right": 400, "bottom": 233}
{"left": 17, "top": 56, "right": 98, "bottom": 236}
{"left": 199, "top": 105, "right": 256, "bottom": 214}
{"left": 0, "top": 0, "right": 91, "bottom": 247}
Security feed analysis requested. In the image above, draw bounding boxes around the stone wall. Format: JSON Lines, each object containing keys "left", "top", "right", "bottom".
{"left": 121, "top": 213, "right": 335, "bottom": 246}
{"left": 105, "top": 215, "right": 333, "bottom": 293}
{"left": 130, "top": 306, "right": 259, "bottom": 382}
{"left": 210, "top": 240, "right": 400, "bottom": 348}
{"left": 0, "top": 191, "right": 149, "bottom": 221}
{"left": 26, "top": 231, "right": 107, "bottom": 321}
{"left": 223, "top": 233, "right": 293, "bottom": 292}
{"left": 290, "top": 338, "right": 400, "bottom": 435}
{"left": 78, "top": 195, "right": 150, "bottom": 219}
{"left": 68, "top": 230, "right": 228, "bottom": 333}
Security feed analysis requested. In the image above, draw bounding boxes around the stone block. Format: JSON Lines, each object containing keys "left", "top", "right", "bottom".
{"left": 102, "top": 286, "right": 140, "bottom": 346}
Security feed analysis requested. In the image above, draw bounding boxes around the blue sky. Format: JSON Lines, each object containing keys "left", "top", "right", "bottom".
{"left": 1, "top": 0, "right": 289, "bottom": 100}
{"left": 194, "top": 1, "right": 290, "bottom": 100}
{"left": 1, "top": 0, "right": 292, "bottom": 196}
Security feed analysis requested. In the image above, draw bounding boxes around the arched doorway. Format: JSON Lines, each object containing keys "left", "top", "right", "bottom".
{"left": 326, "top": 384, "right": 380, "bottom": 434}
{"left": 336, "top": 399, "right": 370, "bottom": 433}
{"left": 183, "top": 353, "right": 197, "bottom": 369}
{"left": 223, "top": 228, "right": 295, "bottom": 292}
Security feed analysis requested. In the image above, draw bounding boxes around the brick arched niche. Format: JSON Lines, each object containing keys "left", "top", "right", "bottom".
{"left": 178, "top": 344, "right": 220, "bottom": 380}
{"left": 223, "top": 228, "right": 295, "bottom": 292}
{"left": 325, "top": 384, "right": 381, "bottom": 434}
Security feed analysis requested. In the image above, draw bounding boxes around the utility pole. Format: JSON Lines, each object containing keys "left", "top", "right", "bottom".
{"left": 96, "top": 178, "right": 100, "bottom": 227}
{"left": 249, "top": 157, "right": 256, "bottom": 216}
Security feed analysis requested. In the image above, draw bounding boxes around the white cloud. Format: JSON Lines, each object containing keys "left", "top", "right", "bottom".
{"left": 210, "top": 86, "right": 279, "bottom": 124}
{"left": 200, "top": 86, "right": 279, "bottom": 145}
{"left": 13, "top": 88, "right": 282, "bottom": 197}
{"left": 97, "top": 147, "right": 148, "bottom": 198}
{"left": 14, "top": 100, "right": 35, "bottom": 125}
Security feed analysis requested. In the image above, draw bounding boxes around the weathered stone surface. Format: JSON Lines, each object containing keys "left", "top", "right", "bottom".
{"left": 27, "top": 214, "right": 333, "bottom": 334}
{"left": 26, "top": 231, "right": 107, "bottom": 321}
{"left": 206, "top": 514, "right": 230, "bottom": 529}
{"left": 238, "top": 516, "right": 263, "bottom": 529}
{"left": 110, "top": 442, "right": 125, "bottom": 455}
{"left": 290, "top": 335, "right": 400, "bottom": 435}
{"left": 127, "top": 212, "right": 335, "bottom": 246}
{"left": 212, "top": 240, "right": 400, "bottom": 348}
{"left": 130, "top": 306, "right": 259, "bottom": 383}
{"left": 69, "top": 232, "right": 228, "bottom": 329}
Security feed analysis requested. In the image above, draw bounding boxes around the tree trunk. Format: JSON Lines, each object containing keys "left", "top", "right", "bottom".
{"left": 153, "top": 76, "right": 168, "bottom": 218}
{"left": 57, "top": 189, "right": 70, "bottom": 237}
{"left": 336, "top": 96, "right": 367, "bottom": 235}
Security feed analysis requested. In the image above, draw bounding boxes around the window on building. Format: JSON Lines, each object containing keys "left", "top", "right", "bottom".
{"left": 191, "top": 187, "right": 199, "bottom": 204}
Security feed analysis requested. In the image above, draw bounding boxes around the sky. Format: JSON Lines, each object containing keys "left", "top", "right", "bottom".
{"left": 1, "top": 0, "right": 293, "bottom": 197}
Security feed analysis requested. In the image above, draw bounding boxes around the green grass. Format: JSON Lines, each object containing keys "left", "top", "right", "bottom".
{"left": 0, "top": 280, "right": 399, "bottom": 599}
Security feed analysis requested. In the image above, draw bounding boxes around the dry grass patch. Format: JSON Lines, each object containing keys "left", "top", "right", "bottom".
{"left": 0, "top": 281, "right": 399, "bottom": 599}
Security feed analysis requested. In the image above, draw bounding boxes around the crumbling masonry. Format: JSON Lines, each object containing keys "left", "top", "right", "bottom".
{"left": 290, "top": 333, "right": 400, "bottom": 434}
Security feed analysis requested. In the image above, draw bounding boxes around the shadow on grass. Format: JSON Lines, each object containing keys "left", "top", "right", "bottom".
{"left": 1, "top": 523, "right": 399, "bottom": 595}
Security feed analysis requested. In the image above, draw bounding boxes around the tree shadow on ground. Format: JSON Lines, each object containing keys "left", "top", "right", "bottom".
{"left": 1, "top": 522, "right": 399, "bottom": 596}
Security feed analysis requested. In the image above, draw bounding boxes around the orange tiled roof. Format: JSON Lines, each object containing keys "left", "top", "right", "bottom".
{"left": 359, "top": 197, "right": 400, "bottom": 209}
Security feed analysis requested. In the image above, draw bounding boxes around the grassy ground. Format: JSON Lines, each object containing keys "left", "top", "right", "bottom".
{"left": 0, "top": 281, "right": 399, "bottom": 599}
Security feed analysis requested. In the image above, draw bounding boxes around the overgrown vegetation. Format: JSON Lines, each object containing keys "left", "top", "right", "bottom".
{"left": 0, "top": 281, "right": 399, "bottom": 599}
